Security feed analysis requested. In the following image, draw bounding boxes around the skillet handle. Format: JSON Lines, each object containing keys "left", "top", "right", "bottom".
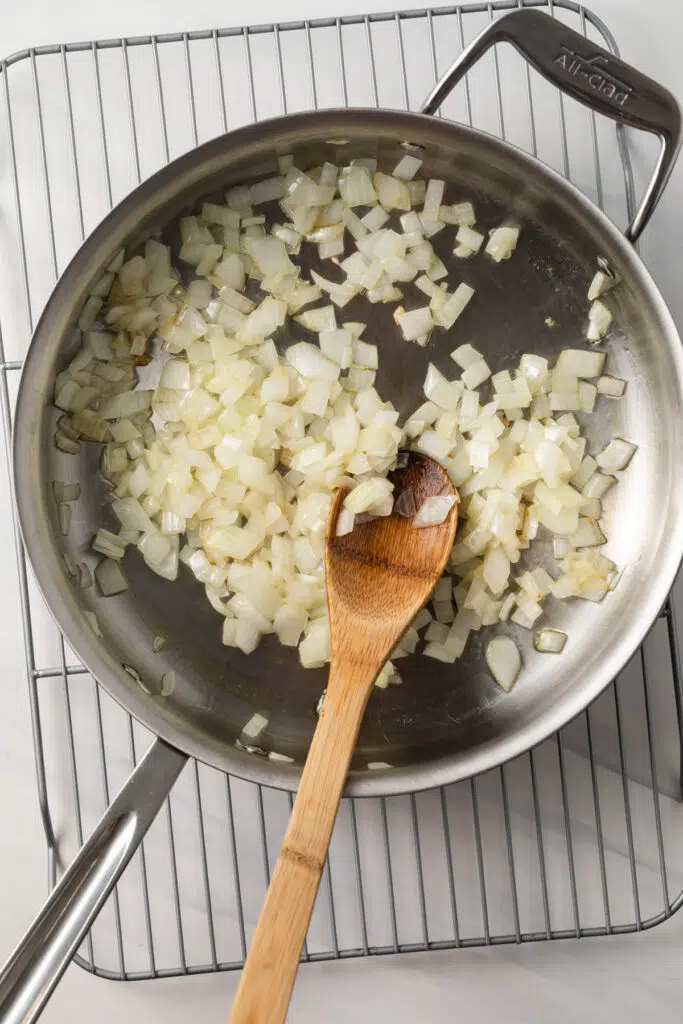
{"left": 419, "top": 8, "right": 682, "bottom": 243}
{"left": 0, "top": 738, "right": 186, "bottom": 1024}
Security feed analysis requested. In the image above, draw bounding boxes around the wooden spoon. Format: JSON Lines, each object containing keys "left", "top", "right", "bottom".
{"left": 228, "top": 452, "right": 458, "bottom": 1024}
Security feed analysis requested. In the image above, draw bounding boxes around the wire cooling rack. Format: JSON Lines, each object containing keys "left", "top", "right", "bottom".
{"left": 2, "top": 0, "right": 683, "bottom": 982}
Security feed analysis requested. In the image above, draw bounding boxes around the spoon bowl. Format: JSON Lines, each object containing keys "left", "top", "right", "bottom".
{"left": 328, "top": 451, "right": 459, "bottom": 635}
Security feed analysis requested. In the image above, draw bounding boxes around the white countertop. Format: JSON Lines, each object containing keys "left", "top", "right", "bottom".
{"left": 2, "top": 0, "right": 683, "bottom": 1020}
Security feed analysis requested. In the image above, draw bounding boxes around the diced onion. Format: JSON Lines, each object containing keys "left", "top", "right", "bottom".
{"left": 58, "top": 503, "right": 72, "bottom": 536}
{"left": 335, "top": 507, "right": 355, "bottom": 537}
{"left": 582, "top": 471, "right": 616, "bottom": 499}
{"left": 450, "top": 343, "right": 482, "bottom": 370}
{"left": 396, "top": 307, "right": 433, "bottom": 342}
{"left": 434, "top": 283, "right": 474, "bottom": 329}
{"left": 374, "top": 660, "right": 401, "bottom": 689}
{"left": 485, "top": 636, "right": 521, "bottom": 691}
{"left": 92, "top": 528, "right": 127, "bottom": 560}
{"left": 455, "top": 225, "right": 484, "bottom": 253}
{"left": 160, "top": 671, "right": 176, "bottom": 697}
{"left": 344, "top": 477, "right": 394, "bottom": 515}
{"left": 84, "top": 610, "right": 103, "bottom": 636}
{"left": 485, "top": 223, "right": 519, "bottom": 262}
{"left": 587, "top": 299, "right": 612, "bottom": 342}
{"left": 534, "top": 628, "right": 567, "bottom": 653}
{"left": 53, "top": 481, "right": 81, "bottom": 503}
{"left": 95, "top": 558, "right": 128, "bottom": 596}
{"left": 269, "top": 750, "right": 295, "bottom": 763}
{"left": 595, "top": 438, "right": 637, "bottom": 472}
{"left": 285, "top": 342, "right": 340, "bottom": 381}
{"left": 412, "top": 494, "right": 456, "bottom": 528}
{"left": 392, "top": 154, "right": 423, "bottom": 180}
{"left": 461, "top": 359, "right": 491, "bottom": 389}
{"left": 555, "top": 349, "right": 605, "bottom": 378}
{"left": 394, "top": 487, "right": 417, "bottom": 518}
{"left": 597, "top": 375, "right": 626, "bottom": 398}
{"left": 483, "top": 547, "right": 510, "bottom": 596}
{"left": 569, "top": 518, "right": 606, "bottom": 548}
{"left": 242, "top": 712, "right": 268, "bottom": 740}
{"left": 588, "top": 267, "right": 618, "bottom": 301}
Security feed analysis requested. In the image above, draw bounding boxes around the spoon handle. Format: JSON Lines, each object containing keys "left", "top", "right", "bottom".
{"left": 228, "top": 656, "right": 374, "bottom": 1024}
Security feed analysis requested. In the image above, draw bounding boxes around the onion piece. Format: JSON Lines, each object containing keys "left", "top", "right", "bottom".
{"left": 424, "top": 364, "right": 462, "bottom": 410}
{"left": 455, "top": 225, "right": 484, "bottom": 252}
{"left": 160, "top": 671, "right": 176, "bottom": 697}
{"left": 555, "top": 349, "right": 605, "bottom": 378}
{"left": 361, "top": 207, "right": 390, "bottom": 232}
{"left": 242, "top": 712, "right": 268, "bottom": 741}
{"left": 461, "top": 359, "right": 491, "bottom": 389}
{"left": 571, "top": 456, "right": 597, "bottom": 490}
{"left": 55, "top": 432, "right": 81, "bottom": 455}
{"left": 338, "top": 165, "right": 376, "bottom": 207}
{"left": 597, "top": 375, "right": 626, "bottom": 398}
{"left": 344, "top": 477, "right": 394, "bottom": 515}
{"left": 553, "top": 537, "right": 572, "bottom": 559}
{"left": 78, "top": 295, "right": 103, "bottom": 331}
{"left": 485, "top": 223, "right": 519, "bottom": 262}
{"left": 58, "top": 503, "right": 72, "bottom": 536}
{"left": 588, "top": 268, "right": 618, "bottom": 301}
{"left": 569, "top": 518, "right": 606, "bottom": 548}
{"left": 374, "top": 172, "right": 411, "bottom": 211}
{"left": 159, "top": 360, "right": 190, "bottom": 390}
{"left": 434, "top": 283, "right": 474, "bottom": 330}
{"left": 450, "top": 343, "right": 483, "bottom": 370}
{"left": 426, "top": 621, "right": 449, "bottom": 644}
{"left": 412, "top": 494, "right": 456, "bottom": 528}
{"left": 98, "top": 390, "right": 153, "bottom": 420}
{"left": 498, "top": 594, "right": 516, "bottom": 622}
{"left": 485, "top": 636, "right": 521, "bottom": 691}
{"left": 299, "top": 618, "right": 331, "bottom": 669}
{"left": 422, "top": 179, "right": 445, "bottom": 222}
{"left": 335, "top": 507, "right": 355, "bottom": 537}
{"left": 534, "top": 628, "right": 567, "bottom": 653}
{"left": 269, "top": 750, "right": 295, "bottom": 763}
{"left": 84, "top": 610, "right": 103, "bottom": 637}
{"left": 374, "top": 660, "right": 401, "bottom": 689}
{"left": 285, "top": 342, "right": 340, "bottom": 381}
{"left": 396, "top": 307, "right": 433, "bottom": 342}
{"left": 113, "top": 498, "right": 155, "bottom": 533}
{"left": 582, "top": 471, "right": 616, "bottom": 499}
{"left": 95, "top": 558, "right": 128, "bottom": 596}
{"left": 587, "top": 299, "right": 612, "bottom": 342}
{"left": 440, "top": 202, "right": 475, "bottom": 226}
{"left": 482, "top": 546, "right": 510, "bottom": 596}
{"left": 92, "top": 528, "right": 127, "bottom": 560}
{"left": 595, "top": 438, "right": 637, "bottom": 472}
{"left": 453, "top": 243, "right": 474, "bottom": 259}
{"left": 392, "top": 154, "right": 423, "bottom": 180}
{"left": 424, "top": 641, "right": 457, "bottom": 663}
{"left": 76, "top": 563, "right": 93, "bottom": 589}
{"left": 394, "top": 487, "right": 417, "bottom": 518}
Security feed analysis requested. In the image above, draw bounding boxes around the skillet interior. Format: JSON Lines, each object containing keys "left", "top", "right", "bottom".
{"left": 14, "top": 109, "right": 683, "bottom": 795}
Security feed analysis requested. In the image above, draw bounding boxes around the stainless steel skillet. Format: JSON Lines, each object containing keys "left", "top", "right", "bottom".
{"left": 2, "top": 9, "right": 682, "bottom": 1021}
